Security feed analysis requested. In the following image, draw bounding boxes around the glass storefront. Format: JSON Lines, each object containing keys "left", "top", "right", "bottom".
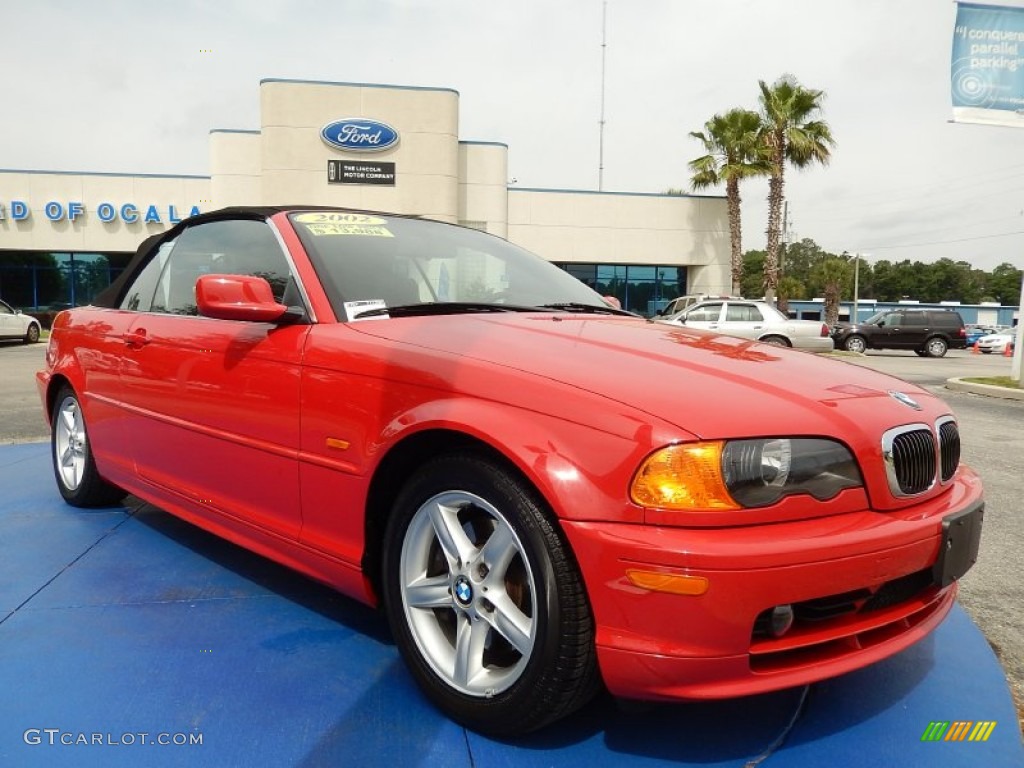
{"left": 0, "top": 251, "right": 133, "bottom": 312}
{"left": 1, "top": 251, "right": 691, "bottom": 321}
{"left": 555, "top": 263, "right": 686, "bottom": 316}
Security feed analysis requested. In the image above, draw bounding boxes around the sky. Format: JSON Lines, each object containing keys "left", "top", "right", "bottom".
{"left": 2, "top": 0, "right": 1023, "bottom": 272}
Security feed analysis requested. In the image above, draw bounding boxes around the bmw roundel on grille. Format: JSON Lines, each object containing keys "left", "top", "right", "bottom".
{"left": 888, "top": 390, "right": 922, "bottom": 411}
{"left": 320, "top": 118, "right": 399, "bottom": 152}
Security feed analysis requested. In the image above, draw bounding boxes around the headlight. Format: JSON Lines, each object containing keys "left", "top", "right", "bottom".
{"left": 631, "top": 438, "right": 862, "bottom": 510}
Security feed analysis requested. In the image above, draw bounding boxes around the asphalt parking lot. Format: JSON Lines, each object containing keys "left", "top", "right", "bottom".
{"left": 2, "top": 340, "right": 1022, "bottom": 713}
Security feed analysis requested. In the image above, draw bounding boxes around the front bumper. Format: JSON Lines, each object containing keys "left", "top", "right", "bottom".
{"left": 563, "top": 470, "right": 983, "bottom": 701}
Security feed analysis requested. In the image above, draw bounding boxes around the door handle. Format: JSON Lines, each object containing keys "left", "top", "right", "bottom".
{"left": 122, "top": 330, "right": 150, "bottom": 346}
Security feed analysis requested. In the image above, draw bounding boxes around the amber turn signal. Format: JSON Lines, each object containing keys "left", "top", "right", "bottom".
{"left": 626, "top": 569, "right": 710, "bottom": 596}
{"left": 630, "top": 442, "right": 739, "bottom": 510}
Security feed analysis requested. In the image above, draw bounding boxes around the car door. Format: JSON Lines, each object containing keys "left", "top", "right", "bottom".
{"left": 719, "top": 301, "right": 765, "bottom": 340}
{"left": 896, "top": 312, "right": 933, "bottom": 349}
{"left": 118, "top": 218, "right": 308, "bottom": 540}
{"left": 679, "top": 302, "right": 724, "bottom": 331}
{"left": 871, "top": 311, "right": 910, "bottom": 348}
{"left": 0, "top": 299, "right": 19, "bottom": 338}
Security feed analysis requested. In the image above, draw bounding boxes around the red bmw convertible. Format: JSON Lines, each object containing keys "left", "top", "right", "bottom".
{"left": 38, "top": 207, "right": 983, "bottom": 735}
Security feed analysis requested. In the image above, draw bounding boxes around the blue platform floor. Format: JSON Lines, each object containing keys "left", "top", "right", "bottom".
{"left": 1, "top": 441, "right": 1021, "bottom": 767}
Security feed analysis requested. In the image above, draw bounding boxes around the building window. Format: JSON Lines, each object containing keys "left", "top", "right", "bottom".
{"left": 0, "top": 250, "right": 133, "bottom": 311}
{"left": 554, "top": 262, "right": 686, "bottom": 315}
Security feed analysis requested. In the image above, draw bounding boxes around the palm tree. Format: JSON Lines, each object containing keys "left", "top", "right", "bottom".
{"left": 815, "top": 257, "right": 850, "bottom": 327}
{"left": 758, "top": 76, "right": 835, "bottom": 303}
{"left": 776, "top": 275, "right": 804, "bottom": 315}
{"left": 688, "top": 109, "right": 766, "bottom": 296}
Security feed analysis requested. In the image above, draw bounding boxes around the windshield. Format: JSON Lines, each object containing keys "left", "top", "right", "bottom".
{"left": 288, "top": 212, "right": 611, "bottom": 319}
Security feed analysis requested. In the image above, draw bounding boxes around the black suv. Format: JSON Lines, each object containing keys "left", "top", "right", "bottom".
{"left": 831, "top": 309, "right": 967, "bottom": 357}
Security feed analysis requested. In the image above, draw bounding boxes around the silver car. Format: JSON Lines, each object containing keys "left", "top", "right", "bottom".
{"left": 658, "top": 299, "right": 833, "bottom": 352}
{"left": 0, "top": 299, "right": 42, "bottom": 343}
{"left": 976, "top": 331, "right": 1015, "bottom": 355}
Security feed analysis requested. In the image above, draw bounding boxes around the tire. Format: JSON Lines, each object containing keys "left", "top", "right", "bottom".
{"left": 381, "top": 454, "right": 599, "bottom": 735}
{"left": 761, "top": 335, "right": 790, "bottom": 347}
{"left": 843, "top": 335, "right": 867, "bottom": 354}
{"left": 25, "top": 323, "right": 40, "bottom": 344}
{"left": 51, "top": 386, "right": 125, "bottom": 507}
{"left": 925, "top": 337, "right": 948, "bottom": 358}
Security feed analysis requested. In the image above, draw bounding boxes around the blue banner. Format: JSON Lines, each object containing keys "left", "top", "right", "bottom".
{"left": 952, "top": 2, "right": 1024, "bottom": 127}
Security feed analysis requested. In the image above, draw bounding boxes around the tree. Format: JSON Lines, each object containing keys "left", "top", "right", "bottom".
{"left": 758, "top": 75, "right": 835, "bottom": 303}
{"left": 814, "top": 257, "right": 850, "bottom": 327}
{"left": 776, "top": 275, "right": 805, "bottom": 315}
{"left": 779, "top": 237, "right": 824, "bottom": 282}
{"left": 988, "top": 263, "right": 1023, "bottom": 304}
{"left": 689, "top": 108, "right": 767, "bottom": 296}
{"left": 740, "top": 250, "right": 766, "bottom": 298}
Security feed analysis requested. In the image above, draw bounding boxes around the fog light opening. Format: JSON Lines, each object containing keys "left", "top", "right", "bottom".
{"left": 770, "top": 605, "right": 794, "bottom": 637}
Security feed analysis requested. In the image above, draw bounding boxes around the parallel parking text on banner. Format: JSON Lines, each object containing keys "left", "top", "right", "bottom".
{"left": 951, "top": 2, "right": 1024, "bottom": 127}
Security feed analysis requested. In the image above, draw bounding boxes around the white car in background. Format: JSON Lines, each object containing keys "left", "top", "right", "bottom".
{"left": 976, "top": 331, "right": 1015, "bottom": 355}
{"left": 0, "top": 299, "right": 42, "bottom": 344}
{"left": 657, "top": 293, "right": 743, "bottom": 317}
{"left": 658, "top": 298, "right": 833, "bottom": 352}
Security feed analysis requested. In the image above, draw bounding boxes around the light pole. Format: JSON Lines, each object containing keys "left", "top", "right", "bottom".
{"left": 851, "top": 253, "right": 859, "bottom": 324}
{"left": 1014, "top": 272, "right": 1023, "bottom": 384}
{"left": 852, "top": 253, "right": 868, "bottom": 324}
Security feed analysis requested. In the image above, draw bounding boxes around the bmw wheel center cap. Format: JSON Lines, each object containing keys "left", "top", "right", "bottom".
{"left": 454, "top": 576, "right": 473, "bottom": 605}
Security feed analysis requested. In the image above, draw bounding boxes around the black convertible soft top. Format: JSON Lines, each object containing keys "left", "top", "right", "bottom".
{"left": 91, "top": 205, "right": 410, "bottom": 309}
{"left": 92, "top": 207, "right": 283, "bottom": 308}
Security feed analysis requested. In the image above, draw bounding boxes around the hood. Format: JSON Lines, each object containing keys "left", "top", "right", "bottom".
{"left": 351, "top": 314, "right": 950, "bottom": 442}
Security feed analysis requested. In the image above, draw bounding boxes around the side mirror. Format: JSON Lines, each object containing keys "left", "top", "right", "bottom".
{"left": 195, "top": 274, "right": 290, "bottom": 323}
{"left": 14, "top": 309, "right": 22, "bottom": 315}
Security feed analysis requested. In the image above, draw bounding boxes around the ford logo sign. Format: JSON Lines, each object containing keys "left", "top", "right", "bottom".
{"left": 320, "top": 118, "right": 399, "bottom": 153}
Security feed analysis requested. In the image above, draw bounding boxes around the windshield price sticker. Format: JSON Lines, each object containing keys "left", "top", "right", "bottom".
{"left": 305, "top": 223, "right": 394, "bottom": 237}
{"left": 294, "top": 212, "right": 394, "bottom": 237}
{"left": 344, "top": 299, "right": 389, "bottom": 322}
{"left": 294, "top": 213, "right": 388, "bottom": 225}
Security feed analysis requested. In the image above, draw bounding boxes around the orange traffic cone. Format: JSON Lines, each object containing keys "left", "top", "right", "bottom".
{"left": 1004, "top": 341, "right": 1013, "bottom": 357}
{"left": 971, "top": 341, "right": 980, "bottom": 354}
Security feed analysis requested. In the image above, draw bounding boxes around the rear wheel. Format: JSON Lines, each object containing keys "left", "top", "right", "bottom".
{"left": 51, "top": 386, "right": 124, "bottom": 507}
{"left": 761, "top": 335, "right": 791, "bottom": 347}
{"left": 24, "top": 324, "right": 40, "bottom": 344}
{"left": 381, "top": 454, "right": 598, "bottom": 735}
{"left": 843, "top": 335, "right": 867, "bottom": 354}
{"left": 925, "top": 337, "right": 948, "bottom": 358}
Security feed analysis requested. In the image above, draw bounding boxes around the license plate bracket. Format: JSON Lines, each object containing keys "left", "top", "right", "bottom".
{"left": 933, "top": 503, "right": 984, "bottom": 588}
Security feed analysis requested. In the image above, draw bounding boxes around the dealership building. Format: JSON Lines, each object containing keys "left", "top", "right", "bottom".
{"left": 0, "top": 78, "right": 730, "bottom": 318}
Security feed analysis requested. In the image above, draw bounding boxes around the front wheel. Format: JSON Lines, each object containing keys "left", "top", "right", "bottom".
{"left": 381, "top": 454, "right": 598, "bottom": 735}
{"left": 51, "top": 386, "right": 124, "bottom": 507}
{"left": 925, "top": 337, "right": 948, "bottom": 358}
{"left": 843, "top": 335, "right": 867, "bottom": 354}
